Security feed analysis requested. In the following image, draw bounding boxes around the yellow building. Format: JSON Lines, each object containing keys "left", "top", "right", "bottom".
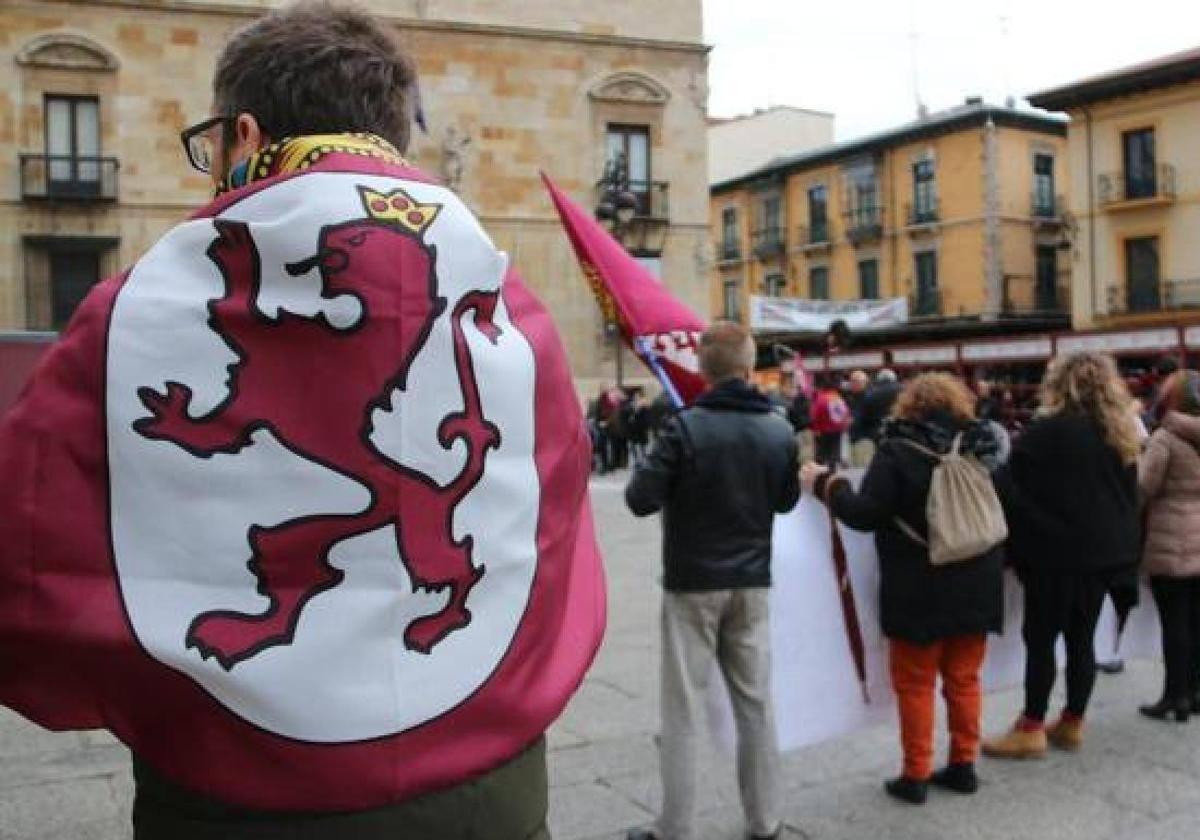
{"left": 1, "top": 0, "right": 710, "bottom": 391}
{"left": 1029, "top": 47, "right": 1200, "bottom": 332}
{"left": 709, "top": 100, "right": 1069, "bottom": 349}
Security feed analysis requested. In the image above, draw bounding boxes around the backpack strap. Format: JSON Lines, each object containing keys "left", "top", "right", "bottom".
{"left": 1163, "top": 426, "right": 1200, "bottom": 458}
{"left": 895, "top": 434, "right": 967, "bottom": 460}
{"left": 894, "top": 437, "right": 942, "bottom": 461}
{"left": 891, "top": 435, "right": 952, "bottom": 548}
{"left": 893, "top": 516, "right": 929, "bottom": 547}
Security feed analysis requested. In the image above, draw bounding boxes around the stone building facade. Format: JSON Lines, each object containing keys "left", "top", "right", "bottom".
{"left": 709, "top": 101, "right": 1070, "bottom": 350}
{"left": 0, "top": 0, "right": 710, "bottom": 391}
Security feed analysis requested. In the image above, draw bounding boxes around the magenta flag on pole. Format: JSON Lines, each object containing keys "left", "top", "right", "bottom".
{"left": 541, "top": 173, "right": 707, "bottom": 406}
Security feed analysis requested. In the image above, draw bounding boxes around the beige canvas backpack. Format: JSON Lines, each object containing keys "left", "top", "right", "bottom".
{"left": 894, "top": 433, "right": 1008, "bottom": 566}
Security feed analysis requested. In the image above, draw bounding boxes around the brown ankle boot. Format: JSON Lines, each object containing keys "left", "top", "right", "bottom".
{"left": 982, "top": 719, "right": 1047, "bottom": 759}
{"left": 1046, "top": 715, "right": 1084, "bottom": 750}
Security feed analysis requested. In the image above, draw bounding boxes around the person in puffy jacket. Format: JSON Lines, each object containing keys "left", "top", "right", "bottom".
{"left": 803, "top": 373, "right": 1004, "bottom": 805}
{"left": 1137, "top": 369, "right": 1200, "bottom": 722}
{"left": 984, "top": 352, "right": 1141, "bottom": 759}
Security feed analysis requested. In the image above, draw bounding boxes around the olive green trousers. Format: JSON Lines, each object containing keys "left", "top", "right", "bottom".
{"left": 132, "top": 737, "right": 550, "bottom": 840}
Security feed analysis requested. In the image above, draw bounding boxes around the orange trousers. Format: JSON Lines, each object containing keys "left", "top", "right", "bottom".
{"left": 887, "top": 634, "right": 988, "bottom": 781}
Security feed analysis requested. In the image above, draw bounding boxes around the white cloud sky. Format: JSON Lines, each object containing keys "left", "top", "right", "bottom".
{"left": 704, "top": 0, "right": 1200, "bottom": 141}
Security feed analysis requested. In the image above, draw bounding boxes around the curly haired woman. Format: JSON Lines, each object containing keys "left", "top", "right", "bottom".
{"left": 984, "top": 352, "right": 1141, "bottom": 758}
{"left": 802, "top": 373, "right": 1004, "bottom": 804}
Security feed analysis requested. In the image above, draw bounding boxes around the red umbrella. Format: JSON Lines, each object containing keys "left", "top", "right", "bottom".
{"left": 828, "top": 514, "right": 870, "bottom": 703}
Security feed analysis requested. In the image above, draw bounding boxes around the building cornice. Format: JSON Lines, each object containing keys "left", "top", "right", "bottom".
{"left": 23, "top": 0, "right": 711, "bottom": 55}
{"left": 710, "top": 107, "right": 1067, "bottom": 195}
{"left": 1029, "top": 50, "right": 1200, "bottom": 112}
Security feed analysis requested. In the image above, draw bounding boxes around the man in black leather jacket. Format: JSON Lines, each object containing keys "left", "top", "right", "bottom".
{"left": 624, "top": 321, "right": 799, "bottom": 840}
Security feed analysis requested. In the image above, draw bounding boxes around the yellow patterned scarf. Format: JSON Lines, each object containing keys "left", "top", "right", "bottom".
{"left": 218, "top": 133, "right": 406, "bottom": 195}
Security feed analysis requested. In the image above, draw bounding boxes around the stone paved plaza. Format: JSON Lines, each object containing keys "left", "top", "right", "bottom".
{"left": 3, "top": 472, "right": 1200, "bottom": 839}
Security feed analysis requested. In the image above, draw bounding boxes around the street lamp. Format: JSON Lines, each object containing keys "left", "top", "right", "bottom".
{"left": 594, "top": 152, "right": 640, "bottom": 235}
{"left": 604, "top": 319, "right": 624, "bottom": 387}
{"left": 594, "top": 153, "right": 641, "bottom": 388}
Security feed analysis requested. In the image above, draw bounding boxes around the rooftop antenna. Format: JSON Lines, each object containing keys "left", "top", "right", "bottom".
{"left": 909, "top": 0, "right": 928, "bottom": 118}
{"left": 765, "top": 46, "right": 777, "bottom": 110}
{"left": 999, "top": 4, "right": 1016, "bottom": 108}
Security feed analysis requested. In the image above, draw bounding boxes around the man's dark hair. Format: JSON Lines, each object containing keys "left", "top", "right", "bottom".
{"left": 213, "top": 1, "right": 417, "bottom": 152}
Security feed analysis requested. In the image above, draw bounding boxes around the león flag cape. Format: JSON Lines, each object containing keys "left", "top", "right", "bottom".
{"left": 541, "top": 173, "right": 706, "bottom": 406}
{"left": 0, "top": 154, "right": 605, "bottom": 811}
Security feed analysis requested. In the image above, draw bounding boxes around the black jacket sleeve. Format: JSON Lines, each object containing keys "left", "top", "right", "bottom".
{"left": 776, "top": 434, "right": 801, "bottom": 513}
{"left": 817, "top": 447, "right": 901, "bottom": 532}
{"left": 624, "top": 415, "right": 687, "bottom": 517}
{"left": 992, "top": 420, "right": 1071, "bottom": 546}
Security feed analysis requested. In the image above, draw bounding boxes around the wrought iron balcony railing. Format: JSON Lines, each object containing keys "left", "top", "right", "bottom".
{"left": 751, "top": 226, "right": 786, "bottom": 260}
{"left": 1031, "top": 192, "right": 1065, "bottom": 220}
{"left": 1098, "top": 164, "right": 1176, "bottom": 206}
{"left": 716, "top": 239, "right": 742, "bottom": 262}
{"left": 1107, "top": 279, "right": 1200, "bottom": 315}
{"left": 796, "top": 221, "right": 831, "bottom": 250}
{"left": 1166, "top": 280, "right": 1200, "bottom": 311}
{"left": 1002, "top": 276, "right": 1068, "bottom": 315}
{"left": 905, "top": 200, "right": 939, "bottom": 227}
{"left": 910, "top": 288, "right": 943, "bottom": 318}
{"left": 20, "top": 154, "right": 119, "bottom": 201}
{"left": 796, "top": 219, "right": 831, "bottom": 248}
{"left": 591, "top": 179, "right": 670, "bottom": 220}
{"left": 844, "top": 206, "right": 884, "bottom": 244}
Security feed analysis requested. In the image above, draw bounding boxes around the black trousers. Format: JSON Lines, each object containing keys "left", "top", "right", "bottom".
{"left": 607, "top": 434, "right": 628, "bottom": 471}
{"left": 814, "top": 432, "right": 843, "bottom": 467}
{"left": 1021, "top": 570, "right": 1108, "bottom": 720}
{"left": 1149, "top": 575, "right": 1200, "bottom": 702}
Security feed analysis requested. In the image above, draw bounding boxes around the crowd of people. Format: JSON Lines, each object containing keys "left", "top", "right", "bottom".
{"left": 624, "top": 320, "right": 1200, "bottom": 839}
{"left": 587, "top": 385, "right": 670, "bottom": 473}
{"left": 768, "top": 366, "right": 1021, "bottom": 473}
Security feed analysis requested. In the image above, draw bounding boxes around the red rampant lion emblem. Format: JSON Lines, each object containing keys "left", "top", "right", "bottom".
{"left": 134, "top": 185, "right": 500, "bottom": 670}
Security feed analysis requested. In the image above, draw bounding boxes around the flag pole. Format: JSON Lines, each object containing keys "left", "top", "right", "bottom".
{"left": 635, "top": 337, "right": 685, "bottom": 410}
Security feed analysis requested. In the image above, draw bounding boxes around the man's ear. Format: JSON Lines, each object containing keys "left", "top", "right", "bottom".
{"left": 234, "top": 112, "right": 266, "bottom": 152}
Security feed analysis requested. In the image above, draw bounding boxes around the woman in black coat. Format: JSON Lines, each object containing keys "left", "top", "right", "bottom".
{"left": 983, "top": 351, "right": 1141, "bottom": 758}
{"left": 803, "top": 373, "right": 1004, "bottom": 805}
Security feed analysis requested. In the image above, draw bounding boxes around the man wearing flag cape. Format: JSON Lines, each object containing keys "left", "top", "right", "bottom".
{"left": 0, "top": 3, "right": 604, "bottom": 837}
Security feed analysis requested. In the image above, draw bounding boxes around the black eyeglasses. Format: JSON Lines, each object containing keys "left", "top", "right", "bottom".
{"left": 180, "top": 116, "right": 234, "bottom": 174}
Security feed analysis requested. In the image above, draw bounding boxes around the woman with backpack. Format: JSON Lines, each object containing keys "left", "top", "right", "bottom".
{"left": 983, "top": 352, "right": 1141, "bottom": 758}
{"left": 1136, "top": 369, "right": 1200, "bottom": 722}
{"left": 801, "top": 373, "right": 1005, "bottom": 804}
